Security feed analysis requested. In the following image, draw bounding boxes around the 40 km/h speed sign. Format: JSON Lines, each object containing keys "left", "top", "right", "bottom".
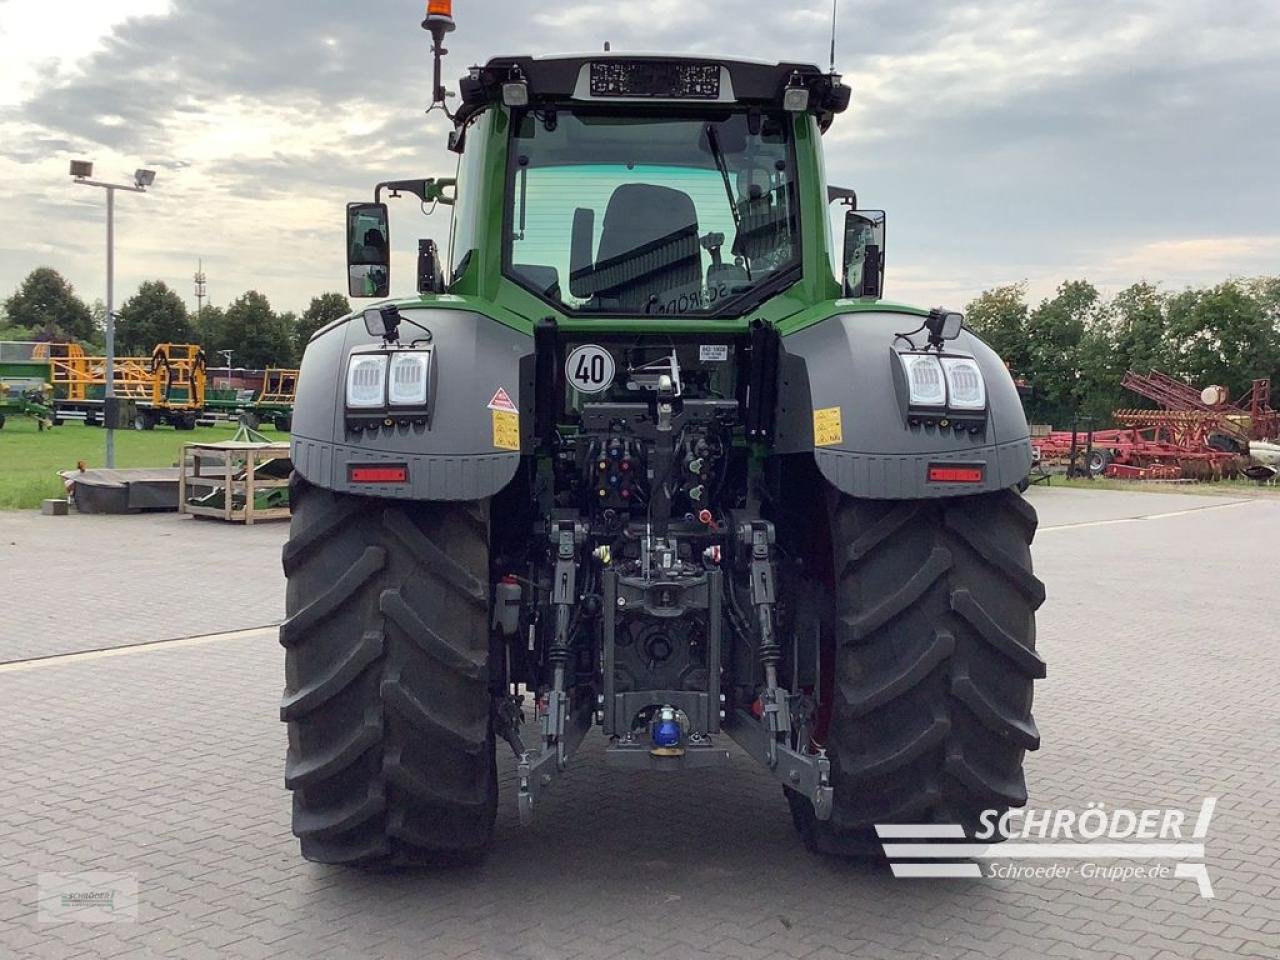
{"left": 565, "top": 344, "right": 615, "bottom": 394}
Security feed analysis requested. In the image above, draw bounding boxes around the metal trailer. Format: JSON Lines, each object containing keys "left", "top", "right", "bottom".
{"left": 0, "top": 341, "right": 53, "bottom": 429}
{"left": 37, "top": 341, "right": 207, "bottom": 429}
{"left": 202, "top": 367, "right": 298, "bottom": 431}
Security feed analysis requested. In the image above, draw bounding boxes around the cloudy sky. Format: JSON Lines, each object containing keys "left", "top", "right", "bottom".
{"left": 0, "top": 0, "right": 1277, "bottom": 316}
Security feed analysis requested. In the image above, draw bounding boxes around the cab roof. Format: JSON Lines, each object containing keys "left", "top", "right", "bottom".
{"left": 455, "top": 53, "right": 850, "bottom": 130}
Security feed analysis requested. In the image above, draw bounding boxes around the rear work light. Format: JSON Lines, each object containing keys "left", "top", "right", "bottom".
{"left": 387, "top": 351, "right": 431, "bottom": 406}
{"left": 346, "top": 354, "right": 387, "bottom": 408}
{"left": 900, "top": 353, "right": 946, "bottom": 407}
{"left": 349, "top": 464, "right": 408, "bottom": 483}
{"left": 928, "top": 464, "right": 984, "bottom": 483}
{"left": 940, "top": 357, "right": 986, "bottom": 410}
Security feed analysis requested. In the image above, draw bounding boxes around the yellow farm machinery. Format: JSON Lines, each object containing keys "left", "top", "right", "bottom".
{"left": 34, "top": 341, "right": 207, "bottom": 430}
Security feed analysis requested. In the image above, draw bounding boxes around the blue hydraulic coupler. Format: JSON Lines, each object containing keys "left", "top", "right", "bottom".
{"left": 652, "top": 706, "right": 683, "bottom": 749}
{"left": 653, "top": 718, "right": 681, "bottom": 748}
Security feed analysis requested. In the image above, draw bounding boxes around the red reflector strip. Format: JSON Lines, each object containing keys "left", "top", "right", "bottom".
{"left": 350, "top": 465, "right": 408, "bottom": 483}
{"left": 928, "top": 465, "right": 984, "bottom": 483}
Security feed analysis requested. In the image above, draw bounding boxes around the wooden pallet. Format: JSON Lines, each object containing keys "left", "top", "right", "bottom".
{"left": 178, "top": 440, "right": 291, "bottom": 524}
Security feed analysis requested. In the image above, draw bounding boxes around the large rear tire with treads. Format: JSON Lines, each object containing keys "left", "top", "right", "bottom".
{"left": 280, "top": 476, "right": 496, "bottom": 865}
{"left": 789, "top": 490, "right": 1045, "bottom": 854}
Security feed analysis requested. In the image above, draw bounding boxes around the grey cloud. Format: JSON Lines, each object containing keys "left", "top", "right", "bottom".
{"left": 2, "top": 0, "right": 1278, "bottom": 311}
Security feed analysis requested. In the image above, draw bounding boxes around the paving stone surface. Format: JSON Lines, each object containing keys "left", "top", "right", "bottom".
{"left": 0, "top": 511, "right": 285, "bottom": 662}
{"left": 0, "top": 487, "right": 1277, "bottom": 959}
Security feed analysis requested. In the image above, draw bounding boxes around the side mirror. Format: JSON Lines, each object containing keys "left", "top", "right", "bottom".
{"left": 347, "top": 202, "right": 390, "bottom": 298}
{"left": 843, "top": 209, "right": 885, "bottom": 299}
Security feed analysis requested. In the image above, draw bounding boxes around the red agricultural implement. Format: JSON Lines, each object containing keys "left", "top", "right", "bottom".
{"left": 1031, "top": 372, "right": 1278, "bottom": 480}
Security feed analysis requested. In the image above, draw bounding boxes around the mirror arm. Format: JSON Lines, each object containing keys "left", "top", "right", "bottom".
{"left": 373, "top": 178, "right": 457, "bottom": 206}
{"left": 375, "top": 179, "right": 430, "bottom": 203}
{"left": 827, "top": 185, "right": 858, "bottom": 207}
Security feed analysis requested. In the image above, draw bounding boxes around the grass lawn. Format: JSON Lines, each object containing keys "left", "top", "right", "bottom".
{"left": 1036, "top": 474, "right": 1278, "bottom": 497}
{"left": 0, "top": 416, "right": 287, "bottom": 510}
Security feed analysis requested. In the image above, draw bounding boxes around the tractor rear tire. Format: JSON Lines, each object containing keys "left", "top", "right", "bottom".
{"left": 280, "top": 476, "right": 497, "bottom": 865}
{"left": 789, "top": 490, "right": 1045, "bottom": 855}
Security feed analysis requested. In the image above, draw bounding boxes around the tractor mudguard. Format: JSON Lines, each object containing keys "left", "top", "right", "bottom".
{"left": 290, "top": 307, "right": 532, "bottom": 500}
{"left": 777, "top": 311, "right": 1032, "bottom": 498}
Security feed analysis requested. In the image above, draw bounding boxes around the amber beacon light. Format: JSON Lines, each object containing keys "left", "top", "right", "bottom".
{"left": 423, "top": 0, "right": 455, "bottom": 31}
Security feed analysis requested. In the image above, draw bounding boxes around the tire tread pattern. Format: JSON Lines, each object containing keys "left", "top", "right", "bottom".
{"left": 794, "top": 489, "right": 1044, "bottom": 855}
{"left": 280, "top": 478, "right": 495, "bottom": 866}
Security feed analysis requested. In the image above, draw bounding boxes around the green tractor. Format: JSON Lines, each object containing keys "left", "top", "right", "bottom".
{"left": 281, "top": 3, "right": 1044, "bottom": 865}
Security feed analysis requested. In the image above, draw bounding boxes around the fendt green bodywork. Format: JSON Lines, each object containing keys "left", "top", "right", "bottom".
{"left": 280, "top": 6, "right": 1044, "bottom": 867}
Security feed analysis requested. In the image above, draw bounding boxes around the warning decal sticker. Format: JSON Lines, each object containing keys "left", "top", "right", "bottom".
{"left": 813, "top": 406, "right": 843, "bottom": 447}
{"left": 487, "top": 387, "right": 517, "bottom": 412}
{"left": 492, "top": 409, "right": 520, "bottom": 451}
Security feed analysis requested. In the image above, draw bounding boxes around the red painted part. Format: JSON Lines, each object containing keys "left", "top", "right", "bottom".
{"left": 1105, "top": 462, "right": 1181, "bottom": 481}
{"left": 1032, "top": 430, "right": 1236, "bottom": 463}
{"left": 928, "top": 465, "right": 984, "bottom": 482}
{"left": 1025, "top": 369, "right": 1277, "bottom": 480}
{"left": 1120, "top": 370, "right": 1278, "bottom": 441}
{"left": 349, "top": 465, "right": 408, "bottom": 483}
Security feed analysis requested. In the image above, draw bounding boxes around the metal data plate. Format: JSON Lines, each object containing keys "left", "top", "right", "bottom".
{"left": 589, "top": 61, "right": 721, "bottom": 99}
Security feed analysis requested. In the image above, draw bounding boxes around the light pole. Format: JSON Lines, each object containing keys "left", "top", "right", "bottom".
{"left": 70, "top": 161, "right": 156, "bottom": 468}
{"left": 219, "top": 350, "right": 233, "bottom": 391}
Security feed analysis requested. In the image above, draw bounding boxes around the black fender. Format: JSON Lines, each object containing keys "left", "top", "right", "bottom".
{"left": 776, "top": 312, "right": 1031, "bottom": 498}
{"left": 290, "top": 307, "right": 532, "bottom": 500}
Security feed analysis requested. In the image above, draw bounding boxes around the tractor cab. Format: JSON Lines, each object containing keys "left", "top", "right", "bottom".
{"left": 345, "top": 48, "right": 893, "bottom": 322}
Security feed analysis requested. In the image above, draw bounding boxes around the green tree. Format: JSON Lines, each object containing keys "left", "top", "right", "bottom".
{"left": 3, "top": 267, "right": 94, "bottom": 341}
{"left": 1165, "top": 280, "right": 1280, "bottom": 397}
{"left": 965, "top": 283, "right": 1031, "bottom": 376}
{"left": 116, "top": 280, "right": 192, "bottom": 354}
{"left": 278, "top": 311, "right": 299, "bottom": 366}
{"left": 194, "top": 304, "right": 225, "bottom": 349}
{"left": 87, "top": 299, "right": 108, "bottom": 349}
{"left": 1244, "top": 277, "right": 1280, "bottom": 387}
{"left": 295, "top": 292, "right": 350, "bottom": 353}
{"left": 1108, "top": 282, "right": 1172, "bottom": 379}
{"left": 1023, "top": 280, "right": 1102, "bottom": 427}
{"left": 216, "top": 291, "right": 295, "bottom": 369}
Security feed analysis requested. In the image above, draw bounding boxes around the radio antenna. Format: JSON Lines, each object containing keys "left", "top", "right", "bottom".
{"left": 829, "top": 0, "right": 838, "bottom": 72}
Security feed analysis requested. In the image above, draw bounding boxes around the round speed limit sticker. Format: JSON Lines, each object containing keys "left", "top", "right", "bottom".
{"left": 565, "top": 344, "right": 615, "bottom": 394}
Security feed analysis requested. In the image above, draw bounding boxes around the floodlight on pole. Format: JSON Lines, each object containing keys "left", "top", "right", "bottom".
{"left": 219, "top": 349, "right": 233, "bottom": 391}
{"left": 70, "top": 161, "right": 157, "bottom": 467}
